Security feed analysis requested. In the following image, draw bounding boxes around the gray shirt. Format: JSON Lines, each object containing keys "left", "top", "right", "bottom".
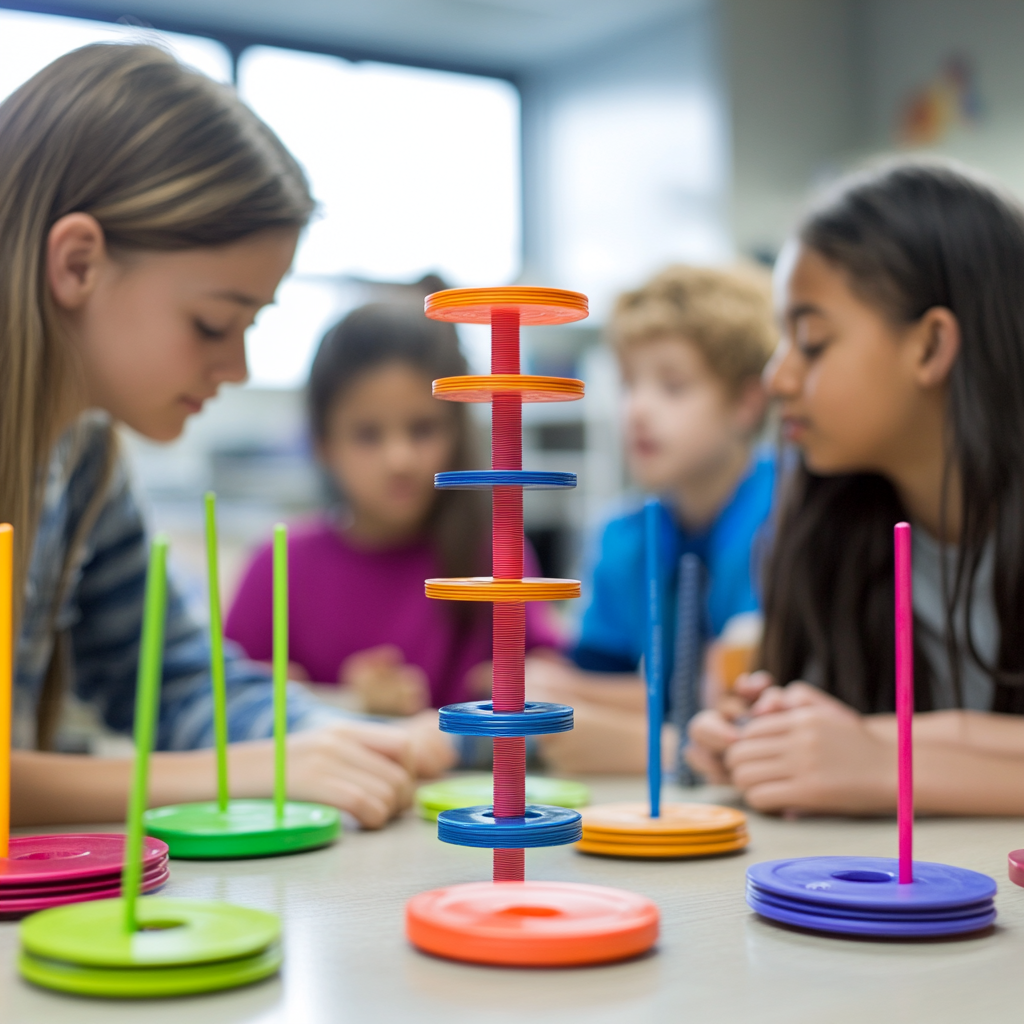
{"left": 912, "top": 528, "right": 996, "bottom": 712}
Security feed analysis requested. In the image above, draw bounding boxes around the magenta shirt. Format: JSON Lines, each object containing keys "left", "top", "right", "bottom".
{"left": 224, "top": 519, "right": 564, "bottom": 708}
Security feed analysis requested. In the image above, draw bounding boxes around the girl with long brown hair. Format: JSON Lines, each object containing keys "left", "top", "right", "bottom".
{"left": 226, "top": 302, "right": 562, "bottom": 716}
{"left": 689, "top": 160, "right": 1024, "bottom": 816}
{"left": 2, "top": 43, "right": 450, "bottom": 829}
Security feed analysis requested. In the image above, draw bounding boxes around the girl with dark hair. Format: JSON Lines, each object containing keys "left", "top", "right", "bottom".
{"left": 688, "top": 160, "right": 1024, "bottom": 816}
{"left": 226, "top": 303, "right": 562, "bottom": 716}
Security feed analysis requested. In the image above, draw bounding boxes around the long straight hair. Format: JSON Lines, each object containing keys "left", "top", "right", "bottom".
{"left": 307, "top": 303, "right": 488, "bottom": 605}
{"left": 761, "top": 161, "right": 1024, "bottom": 714}
{"left": 0, "top": 43, "right": 314, "bottom": 636}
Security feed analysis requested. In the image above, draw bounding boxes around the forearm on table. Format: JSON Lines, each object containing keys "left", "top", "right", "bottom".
{"left": 858, "top": 712, "right": 1024, "bottom": 814}
{"left": 566, "top": 674, "right": 645, "bottom": 711}
{"left": 11, "top": 743, "right": 276, "bottom": 826}
{"left": 912, "top": 741, "right": 1024, "bottom": 815}
{"left": 866, "top": 710, "right": 1024, "bottom": 757}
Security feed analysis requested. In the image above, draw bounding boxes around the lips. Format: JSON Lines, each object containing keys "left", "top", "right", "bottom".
{"left": 629, "top": 437, "right": 659, "bottom": 458}
{"left": 780, "top": 416, "right": 809, "bottom": 443}
{"left": 180, "top": 393, "right": 216, "bottom": 414}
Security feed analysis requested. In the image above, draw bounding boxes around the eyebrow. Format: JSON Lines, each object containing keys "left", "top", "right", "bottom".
{"left": 204, "top": 289, "right": 266, "bottom": 308}
{"left": 787, "top": 303, "right": 826, "bottom": 321}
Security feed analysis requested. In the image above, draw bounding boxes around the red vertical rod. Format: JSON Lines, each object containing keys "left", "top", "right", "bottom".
{"left": 490, "top": 307, "right": 526, "bottom": 882}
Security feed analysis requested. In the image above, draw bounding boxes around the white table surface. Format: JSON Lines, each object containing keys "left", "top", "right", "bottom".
{"left": 2, "top": 777, "right": 1022, "bottom": 1024}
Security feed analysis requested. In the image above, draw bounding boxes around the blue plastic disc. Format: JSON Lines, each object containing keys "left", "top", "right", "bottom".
{"left": 747, "top": 885, "right": 993, "bottom": 922}
{"left": 435, "top": 471, "right": 576, "bottom": 490}
{"left": 747, "top": 856, "right": 997, "bottom": 912}
{"left": 747, "top": 892, "right": 995, "bottom": 938}
{"left": 746, "top": 856, "right": 997, "bottom": 938}
{"left": 438, "top": 701, "right": 573, "bottom": 737}
{"left": 437, "top": 804, "right": 582, "bottom": 848}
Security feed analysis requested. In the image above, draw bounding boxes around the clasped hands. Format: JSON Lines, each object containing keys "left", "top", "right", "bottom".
{"left": 686, "top": 673, "right": 897, "bottom": 815}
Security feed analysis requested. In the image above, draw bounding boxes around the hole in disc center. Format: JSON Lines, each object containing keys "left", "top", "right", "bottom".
{"left": 830, "top": 869, "right": 893, "bottom": 883}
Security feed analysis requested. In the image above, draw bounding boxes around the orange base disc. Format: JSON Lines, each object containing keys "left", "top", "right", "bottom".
{"left": 406, "top": 881, "right": 658, "bottom": 967}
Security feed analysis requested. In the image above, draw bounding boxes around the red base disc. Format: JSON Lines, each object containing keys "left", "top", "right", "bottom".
{"left": 406, "top": 881, "right": 658, "bottom": 967}
{"left": 1008, "top": 849, "right": 1024, "bottom": 887}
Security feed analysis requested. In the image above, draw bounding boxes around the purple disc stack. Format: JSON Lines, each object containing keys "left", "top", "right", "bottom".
{"left": 747, "top": 855, "right": 996, "bottom": 938}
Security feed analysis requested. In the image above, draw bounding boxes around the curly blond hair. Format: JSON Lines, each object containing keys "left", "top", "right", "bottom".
{"left": 609, "top": 264, "right": 777, "bottom": 394}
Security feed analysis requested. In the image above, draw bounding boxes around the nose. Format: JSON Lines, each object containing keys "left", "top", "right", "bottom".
{"left": 383, "top": 433, "right": 419, "bottom": 471}
{"left": 211, "top": 335, "right": 249, "bottom": 386}
{"left": 763, "top": 338, "right": 802, "bottom": 399}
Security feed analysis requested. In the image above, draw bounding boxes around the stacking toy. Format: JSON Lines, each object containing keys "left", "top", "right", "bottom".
{"left": 404, "top": 286, "right": 659, "bottom": 967}
{"left": 144, "top": 503, "right": 339, "bottom": 858}
{"left": 746, "top": 522, "right": 997, "bottom": 938}
{"left": 0, "top": 524, "right": 168, "bottom": 917}
{"left": 415, "top": 775, "right": 590, "bottom": 822}
{"left": 18, "top": 536, "right": 282, "bottom": 997}
{"left": 577, "top": 501, "right": 749, "bottom": 858}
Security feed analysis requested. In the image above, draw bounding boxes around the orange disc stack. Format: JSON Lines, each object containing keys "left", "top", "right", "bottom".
{"left": 578, "top": 803, "right": 748, "bottom": 859}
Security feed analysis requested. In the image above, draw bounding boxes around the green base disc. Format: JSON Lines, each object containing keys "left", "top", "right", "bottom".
{"left": 18, "top": 942, "right": 282, "bottom": 999}
{"left": 20, "top": 896, "right": 280, "bottom": 967}
{"left": 416, "top": 775, "right": 590, "bottom": 822}
{"left": 143, "top": 799, "right": 341, "bottom": 859}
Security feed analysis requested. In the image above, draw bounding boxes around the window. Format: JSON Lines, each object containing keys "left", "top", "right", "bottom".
{"left": 238, "top": 46, "right": 521, "bottom": 386}
{"left": 0, "top": 8, "right": 231, "bottom": 102}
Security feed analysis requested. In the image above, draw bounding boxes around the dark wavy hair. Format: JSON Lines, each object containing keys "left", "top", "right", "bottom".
{"left": 760, "top": 160, "right": 1024, "bottom": 714}
{"left": 307, "top": 302, "right": 487, "bottom": 613}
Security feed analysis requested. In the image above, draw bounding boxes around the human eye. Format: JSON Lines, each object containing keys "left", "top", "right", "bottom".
{"left": 351, "top": 422, "right": 382, "bottom": 445}
{"left": 661, "top": 376, "right": 691, "bottom": 396}
{"left": 409, "top": 417, "right": 444, "bottom": 440}
{"left": 793, "top": 316, "right": 832, "bottom": 359}
{"left": 194, "top": 318, "right": 229, "bottom": 341}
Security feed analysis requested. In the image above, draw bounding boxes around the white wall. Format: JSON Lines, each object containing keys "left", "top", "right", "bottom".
{"left": 861, "top": 0, "right": 1024, "bottom": 199}
{"left": 519, "top": 2, "right": 731, "bottom": 323}
{"left": 723, "top": 0, "right": 1024, "bottom": 257}
{"left": 722, "top": 0, "right": 861, "bottom": 258}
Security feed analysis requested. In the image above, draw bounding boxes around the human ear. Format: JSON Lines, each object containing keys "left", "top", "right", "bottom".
{"left": 912, "top": 307, "right": 960, "bottom": 389}
{"left": 46, "top": 213, "right": 108, "bottom": 311}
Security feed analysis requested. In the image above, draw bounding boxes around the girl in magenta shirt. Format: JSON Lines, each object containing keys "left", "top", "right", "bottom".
{"left": 226, "top": 302, "right": 562, "bottom": 714}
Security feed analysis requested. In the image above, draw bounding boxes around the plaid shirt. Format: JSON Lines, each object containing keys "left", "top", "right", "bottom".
{"left": 14, "top": 414, "right": 340, "bottom": 751}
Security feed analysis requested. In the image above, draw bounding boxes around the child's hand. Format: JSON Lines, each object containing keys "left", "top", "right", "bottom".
{"left": 719, "top": 670, "right": 775, "bottom": 721}
{"left": 683, "top": 670, "right": 776, "bottom": 783}
{"left": 341, "top": 644, "right": 430, "bottom": 716}
{"left": 227, "top": 720, "right": 416, "bottom": 828}
{"left": 395, "top": 710, "right": 458, "bottom": 779}
{"left": 725, "top": 683, "right": 895, "bottom": 815}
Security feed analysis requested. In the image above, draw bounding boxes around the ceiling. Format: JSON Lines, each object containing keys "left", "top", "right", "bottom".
{"left": 13, "top": 0, "right": 700, "bottom": 75}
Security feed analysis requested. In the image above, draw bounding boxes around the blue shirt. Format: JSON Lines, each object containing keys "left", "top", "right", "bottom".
{"left": 571, "top": 454, "right": 775, "bottom": 677}
{"left": 14, "top": 414, "right": 344, "bottom": 751}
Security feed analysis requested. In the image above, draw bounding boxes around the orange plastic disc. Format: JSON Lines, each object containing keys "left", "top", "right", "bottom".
{"left": 580, "top": 803, "right": 747, "bottom": 837}
{"left": 433, "top": 374, "right": 584, "bottom": 404}
{"left": 406, "top": 881, "right": 658, "bottom": 966}
{"left": 581, "top": 827, "right": 747, "bottom": 846}
{"left": 577, "top": 835, "right": 749, "bottom": 859}
{"left": 425, "top": 287, "right": 588, "bottom": 326}
{"left": 425, "top": 577, "right": 581, "bottom": 603}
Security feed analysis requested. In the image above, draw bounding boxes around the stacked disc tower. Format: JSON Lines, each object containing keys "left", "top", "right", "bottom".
{"left": 427, "top": 287, "right": 586, "bottom": 880}
{"left": 406, "top": 287, "right": 659, "bottom": 967}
